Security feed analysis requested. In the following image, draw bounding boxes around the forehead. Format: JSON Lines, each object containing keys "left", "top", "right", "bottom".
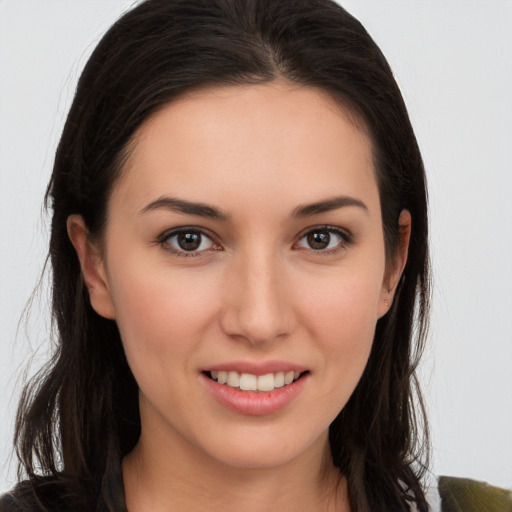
{"left": 112, "top": 83, "right": 378, "bottom": 217}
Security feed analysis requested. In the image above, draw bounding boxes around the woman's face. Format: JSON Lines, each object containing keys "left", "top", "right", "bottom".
{"left": 73, "top": 83, "right": 405, "bottom": 470}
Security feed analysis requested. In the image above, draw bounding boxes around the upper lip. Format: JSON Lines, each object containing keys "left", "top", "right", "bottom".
{"left": 203, "top": 361, "right": 308, "bottom": 376}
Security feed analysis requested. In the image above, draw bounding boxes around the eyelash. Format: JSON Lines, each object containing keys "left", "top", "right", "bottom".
{"left": 157, "top": 227, "right": 220, "bottom": 257}
{"left": 294, "top": 226, "right": 353, "bottom": 255}
{"left": 157, "top": 225, "right": 353, "bottom": 257}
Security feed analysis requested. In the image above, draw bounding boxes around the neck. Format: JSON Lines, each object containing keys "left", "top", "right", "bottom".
{"left": 122, "top": 426, "right": 349, "bottom": 512}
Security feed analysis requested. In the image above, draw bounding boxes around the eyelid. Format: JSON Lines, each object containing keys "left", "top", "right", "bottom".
{"left": 293, "top": 225, "right": 354, "bottom": 252}
{"left": 155, "top": 224, "right": 354, "bottom": 257}
{"left": 156, "top": 226, "right": 222, "bottom": 256}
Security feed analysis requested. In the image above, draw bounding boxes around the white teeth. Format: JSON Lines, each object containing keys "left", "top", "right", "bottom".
{"left": 257, "top": 373, "right": 275, "bottom": 392}
{"left": 240, "top": 373, "right": 257, "bottom": 391}
{"left": 227, "top": 371, "right": 240, "bottom": 387}
{"left": 209, "top": 370, "right": 303, "bottom": 391}
{"left": 274, "top": 372, "right": 285, "bottom": 388}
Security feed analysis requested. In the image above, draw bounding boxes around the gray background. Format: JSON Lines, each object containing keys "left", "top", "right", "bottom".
{"left": 1, "top": 0, "right": 511, "bottom": 491}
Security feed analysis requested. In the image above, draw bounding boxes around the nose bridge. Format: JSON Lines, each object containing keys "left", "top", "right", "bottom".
{"left": 221, "top": 244, "right": 291, "bottom": 344}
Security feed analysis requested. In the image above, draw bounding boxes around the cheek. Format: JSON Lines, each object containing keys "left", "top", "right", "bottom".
{"left": 296, "top": 268, "right": 383, "bottom": 389}
{"left": 300, "top": 268, "right": 382, "bottom": 340}
{"left": 106, "top": 259, "right": 220, "bottom": 374}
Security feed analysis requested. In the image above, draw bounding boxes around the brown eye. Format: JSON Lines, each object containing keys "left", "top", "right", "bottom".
{"left": 296, "top": 228, "right": 348, "bottom": 252}
{"left": 306, "top": 231, "right": 331, "bottom": 250}
{"left": 177, "top": 231, "right": 202, "bottom": 251}
{"left": 162, "top": 229, "right": 216, "bottom": 255}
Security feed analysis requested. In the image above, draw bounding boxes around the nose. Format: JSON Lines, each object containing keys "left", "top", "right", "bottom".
{"left": 219, "top": 249, "right": 293, "bottom": 345}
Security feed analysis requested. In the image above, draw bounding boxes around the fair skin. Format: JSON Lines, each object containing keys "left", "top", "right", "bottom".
{"left": 68, "top": 83, "right": 410, "bottom": 511}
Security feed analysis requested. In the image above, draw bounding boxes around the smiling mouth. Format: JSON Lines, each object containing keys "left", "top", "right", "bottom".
{"left": 204, "top": 370, "right": 308, "bottom": 392}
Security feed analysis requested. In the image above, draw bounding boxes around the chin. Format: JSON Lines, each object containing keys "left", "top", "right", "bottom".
{"left": 191, "top": 423, "right": 330, "bottom": 471}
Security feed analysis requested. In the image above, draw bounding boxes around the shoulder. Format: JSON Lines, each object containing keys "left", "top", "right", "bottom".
{"left": 410, "top": 475, "right": 511, "bottom": 512}
{"left": 438, "top": 475, "right": 512, "bottom": 512}
{"left": 0, "top": 481, "right": 33, "bottom": 512}
{"left": 0, "top": 492, "right": 18, "bottom": 512}
{"left": 0, "top": 482, "right": 33, "bottom": 512}
{"left": 0, "top": 473, "right": 126, "bottom": 512}
{"left": 0, "top": 478, "right": 74, "bottom": 512}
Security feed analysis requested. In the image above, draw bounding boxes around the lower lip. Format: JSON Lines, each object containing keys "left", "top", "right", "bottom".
{"left": 201, "top": 373, "right": 308, "bottom": 416}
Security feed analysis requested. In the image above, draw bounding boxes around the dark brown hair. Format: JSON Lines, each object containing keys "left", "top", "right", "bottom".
{"left": 12, "top": 1, "right": 431, "bottom": 511}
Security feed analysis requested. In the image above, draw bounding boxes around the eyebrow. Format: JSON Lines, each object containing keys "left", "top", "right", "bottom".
{"left": 292, "top": 195, "right": 368, "bottom": 218}
{"left": 140, "top": 196, "right": 229, "bottom": 220}
{"left": 140, "top": 194, "right": 367, "bottom": 220}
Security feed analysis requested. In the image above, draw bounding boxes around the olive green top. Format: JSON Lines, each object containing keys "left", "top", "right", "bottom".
{"left": 1, "top": 475, "right": 511, "bottom": 511}
{"left": 438, "top": 476, "right": 512, "bottom": 512}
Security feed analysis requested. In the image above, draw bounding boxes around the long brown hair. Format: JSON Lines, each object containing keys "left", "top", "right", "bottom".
{"left": 13, "top": 1, "right": 431, "bottom": 511}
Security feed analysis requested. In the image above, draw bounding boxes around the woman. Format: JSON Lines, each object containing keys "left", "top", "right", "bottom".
{"left": 1, "top": 1, "right": 509, "bottom": 511}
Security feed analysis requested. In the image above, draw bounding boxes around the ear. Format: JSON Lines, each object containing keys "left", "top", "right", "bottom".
{"left": 67, "top": 215, "right": 116, "bottom": 319}
{"left": 378, "top": 209, "right": 411, "bottom": 317}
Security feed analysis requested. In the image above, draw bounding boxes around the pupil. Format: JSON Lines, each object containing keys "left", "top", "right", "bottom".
{"left": 307, "top": 231, "right": 330, "bottom": 250}
{"left": 178, "top": 232, "right": 201, "bottom": 251}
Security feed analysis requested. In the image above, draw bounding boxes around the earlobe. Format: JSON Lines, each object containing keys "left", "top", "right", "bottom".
{"left": 67, "top": 215, "right": 116, "bottom": 319}
{"left": 379, "top": 209, "right": 411, "bottom": 317}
